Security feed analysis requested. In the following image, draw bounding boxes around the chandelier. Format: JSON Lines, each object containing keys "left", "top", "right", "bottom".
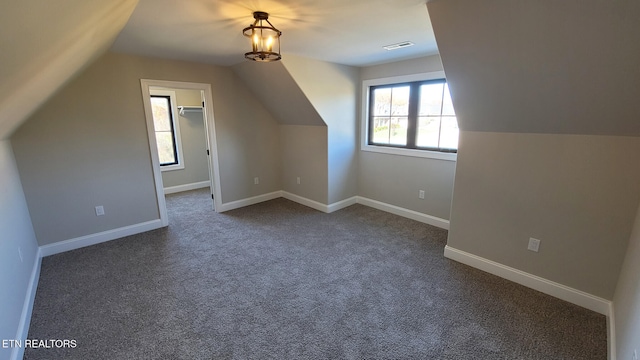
{"left": 242, "top": 11, "right": 282, "bottom": 62}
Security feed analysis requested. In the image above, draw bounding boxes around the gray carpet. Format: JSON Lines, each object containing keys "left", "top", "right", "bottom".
{"left": 25, "top": 189, "right": 607, "bottom": 359}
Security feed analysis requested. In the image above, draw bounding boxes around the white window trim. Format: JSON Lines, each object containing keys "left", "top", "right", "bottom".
{"left": 361, "top": 71, "right": 457, "bottom": 162}
{"left": 150, "top": 89, "right": 185, "bottom": 171}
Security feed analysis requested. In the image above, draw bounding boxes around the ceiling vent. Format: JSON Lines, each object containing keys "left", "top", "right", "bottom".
{"left": 383, "top": 41, "right": 415, "bottom": 51}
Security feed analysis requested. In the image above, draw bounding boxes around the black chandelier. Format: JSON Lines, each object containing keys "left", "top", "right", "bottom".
{"left": 242, "top": 11, "right": 282, "bottom": 62}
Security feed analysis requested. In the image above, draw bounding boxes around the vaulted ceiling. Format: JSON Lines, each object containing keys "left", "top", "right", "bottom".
{"left": 0, "top": 0, "right": 139, "bottom": 139}
{"left": 428, "top": 0, "right": 640, "bottom": 136}
{"left": 0, "top": 0, "right": 437, "bottom": 140}
{"left": 111, "top": 0, "right": 437, "bottom": 66}
{"left": 3, "top": 0, "right": 640, "bottom": 140}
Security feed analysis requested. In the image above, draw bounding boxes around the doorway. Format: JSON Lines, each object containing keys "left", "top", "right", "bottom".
{"left": 140, "top": 80, "right": 222, "bottom": 226}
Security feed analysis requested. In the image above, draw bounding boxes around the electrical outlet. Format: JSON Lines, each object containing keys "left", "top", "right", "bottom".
{"left": 418, "top": 190, "right": 425, "bottom": 199}
{"left": 296, "top": 177, "right": 301, "bottom": 185}
{"left": 18, "top": 247, "right": 23, "bottom": 263}
{"left": 95, "top": 205, "right": 105, "bottom": 216}
{"left": 254, "top": 177, "right": 259, "bottom": 185}
{"left": 528, "top": 237, "right": 541, "bottom": 252}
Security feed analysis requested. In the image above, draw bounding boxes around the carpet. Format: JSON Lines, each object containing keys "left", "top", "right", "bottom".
{"left": 24, "top": 189, "right": 607, "bottom": 359}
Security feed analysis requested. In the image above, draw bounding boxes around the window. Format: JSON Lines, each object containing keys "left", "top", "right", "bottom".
{"left": 362, "top": 71, "right": 458, "bottom": 161}
{"left": 150, "top": 90, "right": 184, "bottom": 171}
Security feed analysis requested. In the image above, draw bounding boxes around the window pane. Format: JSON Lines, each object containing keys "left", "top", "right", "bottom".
{"left": 419, "top": 83, "right": 444, "bottom": 116}
{"left": 155, "top": 132, "right": 176, "bottom": 165}
{"left": 440, "top": 117, "right": 459, "bottom": 150}
{"left": 368, "top": 79, "right": 458, "bottom": 153}
{"left": 416, "top": 117, "right": 441, "bottom": 148}
{"left": 373, "top": 88, "right": 391, "bottom": 116}
{"left": 391, "top": 86, "right": 410, "bottom": 116}
{"left": 151, "top": 97, "right": 172, "bottom": 131}
{"left": 389, "top": 117, "right": 408, "bottom": 145}
{"left": 372, "top": 117, "right": 390, "bottom": 144}
{"left": 441, "top": 84, "right": 455, "bottom": 116}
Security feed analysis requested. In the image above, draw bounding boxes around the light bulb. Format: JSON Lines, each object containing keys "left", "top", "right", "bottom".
{"left": 266, "top": 36, "right": 273, "bottom": 52}
{"left": 252, "top": 34, "right": 259, "bottom": 52}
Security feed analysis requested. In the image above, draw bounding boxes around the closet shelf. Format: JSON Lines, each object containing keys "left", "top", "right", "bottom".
{"left": 178, "top": 106, "right": 203, "bottom": 115}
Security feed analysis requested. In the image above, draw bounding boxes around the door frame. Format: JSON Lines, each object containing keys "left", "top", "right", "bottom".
{"left": 140, "top": 79, "right": 222, "bottom": 226}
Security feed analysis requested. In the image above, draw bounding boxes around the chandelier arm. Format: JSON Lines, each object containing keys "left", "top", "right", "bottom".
{"left": 264, "top": 19, "right": 280, "bottom": 32}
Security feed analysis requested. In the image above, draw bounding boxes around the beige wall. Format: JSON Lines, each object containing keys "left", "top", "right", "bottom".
{"left": 358, "top": 55, "right": 456, "bottom": 220}
{"left": 212, "top": 70, "right": 282, "bottom": 203}
{"left": 0, "top": 140, "right": 39, "bottom": 360}
{"left": 448, "top": 131, "right": 640, "bottom": 299}
{"left": 280, "top": 125, "right": 328, "bottom": 204}
{"left": 358, "top": 152, "right": 455, "bottom": 220}
{"left": 427, "top": 0, "right": 640, "bottom": 309}
{"left": 11, "top": 52, "right": 281, "bottom": 245}
{"left": 234, "top": 55, "right": 358, "bottom": 205}
{"left": 360, "top": 55, "right": 444, "bottom": 80}
{"left": 160, "top": 89, "right": 210, "bottom": 189}
{"left": 282, "top": 55, "right": 359, "bottom": 204}
{"left": 614, "top": 202, "right": 640, "bottom": 359}
{"left": 174, "top": 88, "right": 201, "bottom": 107}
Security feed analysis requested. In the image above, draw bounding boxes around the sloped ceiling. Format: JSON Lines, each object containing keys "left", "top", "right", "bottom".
{"left": 112, "top": 0, "right": 437, "bottom": 67}
{"left": 427, "top": 0, "right": 640, "bottom": 136}
{"left": 0, "top": 0, "right": 138, "bottom": 139}
{"left": 1, "top": 0, "right": 436, "bottom": 139}
{"left": 232, "top": 61, "right": 325, "bottom": 126}
{"left": 281, "top": 54, "right": 358, "bottom": 128}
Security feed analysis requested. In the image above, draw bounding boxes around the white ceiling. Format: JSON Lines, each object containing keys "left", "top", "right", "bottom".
{"left": 111, "top": 0, "right": 438, "bottom": 67}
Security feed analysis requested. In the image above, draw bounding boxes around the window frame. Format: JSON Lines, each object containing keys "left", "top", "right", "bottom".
{"left": 149, "top": 89, "right": 185, "bottom": 171}
{"left": 361, "top": 71, "right": 457, "bottom": 161}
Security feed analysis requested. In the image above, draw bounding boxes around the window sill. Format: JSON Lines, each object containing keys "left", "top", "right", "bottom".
{"left": 361, "top": 144, "right": 457, "bottom": 161}
{"left": 160, "top": 164, "right": 185, "bottom": 172}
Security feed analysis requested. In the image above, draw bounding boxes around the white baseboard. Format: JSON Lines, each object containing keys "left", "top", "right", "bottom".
{"left": 39, "top": 220, "right": 164, "bottom": 257}
{"left": 356, "top": 197, "right": 450, "bottom": 230}
{"left": 216, "top": 191, "right": 282, "bottom": 212}
{"left": 281, "top": 192, "right": 358, "bottom": 214}
{"left": 443, "top": 245, "right": 612, "bottom": 316}
{"left": 280, "top": 193, "right": 449, "bottom": 226}
{"left": 327, "top": 196, "right": 358, "bottom": 213}
{"left": 163, "top": 180, "right": 210, "bottom": 195}
{"left": 281, "top": 191, "right": 330, "bottom": 213}
{"left": 11, "top": 248, "right": 42, "bottom": 360}
{"left": 608, "top": 303, "right": 616, "bottom": 360}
